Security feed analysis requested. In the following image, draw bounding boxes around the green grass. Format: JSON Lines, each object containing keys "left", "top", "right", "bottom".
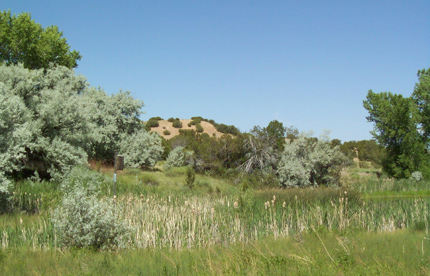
{"left": 106, "top": 167, "right": 239, "bottom": 197}
{"left": 0, "top": 230, "right": 428, "bottom": 275}
{"left": 352, "top": 177, "right": 430, "bottom": 199}
{"left": 1, "top": 166, "right": 430, "bottom": 274}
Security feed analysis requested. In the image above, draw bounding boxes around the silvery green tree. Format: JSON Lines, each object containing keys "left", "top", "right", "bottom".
{"left": 163, "top": 146, "right": 186, "bottom": 170}
{"left": 119, "top": 130, "right": 163, "bottom": 169}
{"left": 0, "top": 64, "right": 90, "bottom": 184}
{"left": 163, "top": 146, "right": 194, "bottom": 170}
{"left": 277, "top": 132, "right": 346, "bottom": 187}
{"left": 0, "top": 64, "right": 162, "bottom": 191}
{"left": 0, "top": 10, "right": 81, "bottom": 69}
{"left": 84, "top": 88, "right": 146, "bottom": 162}
{"left": 52, "top": 187, "right": 132, "bottom": 249}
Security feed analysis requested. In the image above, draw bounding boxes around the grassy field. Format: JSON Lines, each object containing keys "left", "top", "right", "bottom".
{"left": 0, "top": 166, "right": 429, "bottom": 275}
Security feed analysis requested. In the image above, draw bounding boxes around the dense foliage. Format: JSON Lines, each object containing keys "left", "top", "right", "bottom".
{"left": 364, "top": 68, "right": 430, "bottom": 178}
{"left": 277, "top": 133, "right": 346, "bottom": 187}
{"left": 0, "top": 64, "right": 162, "bottom": 190}
{"left": 52, "top": 187, "right": 132, "bottom": 249}
{"left": 0, "top": 10, "right": 81, "bottom": 69}
{"left": 340, "top": 140, "right": 385, "bottom": 167}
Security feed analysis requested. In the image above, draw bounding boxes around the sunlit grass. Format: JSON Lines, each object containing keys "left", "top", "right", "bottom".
{"left": 1, "top": 230, "right": 428, "bottom": 275}
{"left": 1, "top": 166, "right": 430, "bottom": 274}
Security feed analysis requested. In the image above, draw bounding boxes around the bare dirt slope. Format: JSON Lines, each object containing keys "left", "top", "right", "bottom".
{"left": 149, "top": 119, "right": 224, "bottom": 140}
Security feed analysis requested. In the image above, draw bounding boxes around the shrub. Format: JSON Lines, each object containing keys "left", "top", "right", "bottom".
{"left": 146, "top": 119, "right": 159, "bottom": 128}
{"left": 277, "top": 133, "right": 346, "bottom": 187}
{"left": 60, "top": 166, "right": 109, "bottom": 195}
{"left": 52, "top": 188, "right": 132, "bottom": 249}
{"left": 163, "top": 130, "right": 171, "bottom": 136}
{"left": 195, "top": 123, "right": 204, "bottom": 133}
{"left": 410, "top": 171, "right": 423, "bottom": 182}
{"left": 189, "top": 117, "right": 203, "bottom": 127}
{"left": 167, "top": 117, "right": 175, "bottom": 122}
{"left": 164, "top": 147, "right": 193, "bottom": 170}
{"left": 185, "top": 166, "right": 195, "bottom": 189}
{"left": 149, "top": 116, "right": 163, "bottom": 121}
{"left": 164, "top": 147, "right": 186, "bottom": 170}
{"left": 215, "top": 123, "right": 240, "bottom": 135}
{"left": 172, "top": 119, "right": 182, "bottom": 128}
{"left": 119, "top": 130, "right": 164, "bottom": 169}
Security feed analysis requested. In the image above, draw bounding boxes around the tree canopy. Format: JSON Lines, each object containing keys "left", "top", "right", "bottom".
{"left": 363, "top": 69, "right": 430, "bottom": 178}
{"left": 0, "top": 64, "right": 162, "bottom": 191}
{"left": 0, "top": 10, "right": 81, "bottom": 69}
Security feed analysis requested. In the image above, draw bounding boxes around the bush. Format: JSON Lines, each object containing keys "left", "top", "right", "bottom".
{"left": 277, "top": 133, "right": 346, "bottom": 187}
{"left": 188, "top": 117, "right": 203, "bottom": 127}
{"left": 167, "top": 117, "right": 175, "bottom": 122}
{"left": 119, "top": 130, "right": 164, "bottom": 169}
{"left": 52, "top": 188, "right": 132, "bottom": 249}
{"left": 215, "top": 123, "right": 240, "bottom": 135}
{"left": 146, "top": 119, "right": 159, "bottom": 128}
{"left": 195, "top": 123, "right": 204, "bottom": 133}
{"left": 163, "top": 147, "right": 193, "bottom": 170}
{"left": 185, "top": 166, "right": 195, "bottom": 189}
{"left": 164, "top": 147, "right": 186, "bottom": 170}
{"left": 163, "top": 130, "right": 171, "bottom": 135}
{"left": 60, "top": 166, "right": 109, "bottom": 195}
{"left": 410, "top": 171, "right": 423, "bottom": 182}
{"left": 172, "top": 119, "right": 182, "bottom": 128}
{"left": 149, "top": 116, "right": 163, "bottom": 121}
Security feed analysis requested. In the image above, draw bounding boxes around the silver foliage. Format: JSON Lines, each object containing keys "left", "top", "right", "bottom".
{"left": 277, "top": 132, "right": 346, "bottom": 187}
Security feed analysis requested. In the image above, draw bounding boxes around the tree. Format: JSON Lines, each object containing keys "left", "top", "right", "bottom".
{"left": 264, "top": 120, "right": 287, "bottom": 151}
{"left": 412, "top": 68, "right": 430, "bottom": 144}
{"left": 84, "top": 88, "right": 145, "bottom": 162}
{"left": 240, "top": 128, "right": 278, "bottom": 174}
{"left": 0, "top": 10, "right": 81, "bottom": 69}
{"left": 119, "top": 131, "right": 163, "bottom": 169}
{"left": 363, "top": 90, "right": 426, "bottom": 178}
{"left": 0, "top": 64, "right": 89, "bottom": 183}
{"left": 340, "top": 140, "right": 385, "bottom": 167}
{"left": 0, "top": 64, "right": 161, "bottom": 189}
{"left": 239, "top": 121, "right": 290, "bottom": 174}
{"left": 163, "top": 146, "right": 187, "bottom": 170}
{"left": 277, "top": 132, "right": 345, "bottom": 187}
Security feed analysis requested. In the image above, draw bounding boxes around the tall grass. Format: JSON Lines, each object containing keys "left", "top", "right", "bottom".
{"left": 347, "top": 174, "right": 430, "bottom": 196}
{"left": 1, "top": 231, "right": 428, "bottom": 275}
{"left": 2, "top": 188, "right": 428, "bottom": 250}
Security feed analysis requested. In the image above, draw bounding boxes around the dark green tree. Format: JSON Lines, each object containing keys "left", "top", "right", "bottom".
{"left": 412, "top": 68, "right": 430, "bottom": 143}
{"left": 0, "top": 10, "right": 81, "bottom": 69}
{"left": 264, "top": 120, "right": 287, "bottom": 151}
{"left": 363, "top": 90, "right": 426, "bottom": 178}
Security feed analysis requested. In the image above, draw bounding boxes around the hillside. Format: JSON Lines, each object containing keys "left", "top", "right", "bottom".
{"left": 148, "top": 119, "right": 225, "bottom": 139}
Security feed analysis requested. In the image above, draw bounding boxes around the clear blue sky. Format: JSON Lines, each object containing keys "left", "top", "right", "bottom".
{"left": 5, "top": 1, "right": 430, "bottom": 142}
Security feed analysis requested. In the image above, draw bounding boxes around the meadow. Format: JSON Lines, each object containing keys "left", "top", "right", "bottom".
{"left": 0, "top": 166, "right": 429, "bottom": 275}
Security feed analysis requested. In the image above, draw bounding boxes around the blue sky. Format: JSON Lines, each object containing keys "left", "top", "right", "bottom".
{"left": 5, "top": 1, "right": 430, "bottom": 142}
